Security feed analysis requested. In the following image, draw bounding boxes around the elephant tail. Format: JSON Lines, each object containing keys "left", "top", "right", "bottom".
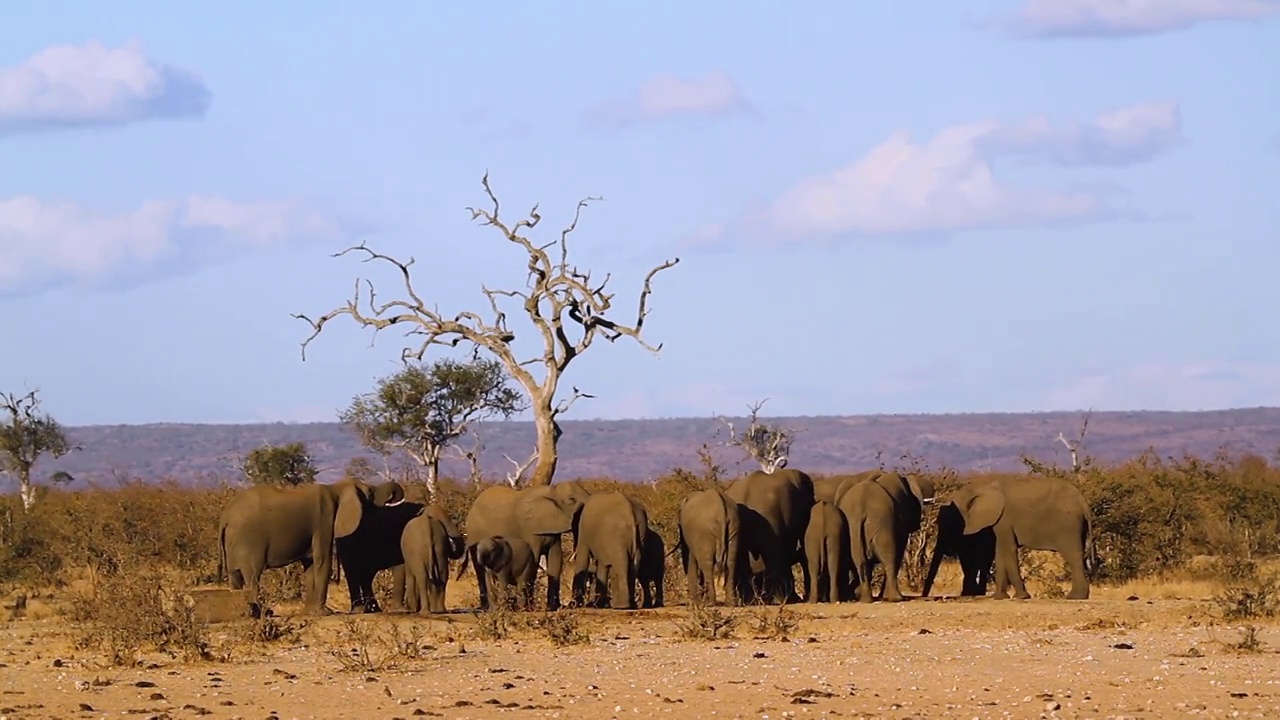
{"left": 456, "top": 543, "right": 475, "bottom": 581}
{"left": 431, "top": 532, "right": 450, "bottom": 586}
{"left": 849, "top": 517, "right": 869, "bottom": 588}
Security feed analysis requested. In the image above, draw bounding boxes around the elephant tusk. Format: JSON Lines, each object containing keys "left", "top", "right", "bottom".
{"left": 385, "top": 499, "right": 405, "bottom": 507}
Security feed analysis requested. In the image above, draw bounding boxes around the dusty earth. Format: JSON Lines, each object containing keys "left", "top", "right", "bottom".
{"left": 2, "top": 576, "right": 1278, "bottom": 720}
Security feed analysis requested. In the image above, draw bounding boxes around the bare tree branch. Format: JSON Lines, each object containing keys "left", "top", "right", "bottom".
{"left": 503, "top": 447, "right": 538, "bottom": 488}
{"left": 716, "top": 398, "right": 794, "bottom": 474}
{"left": 1056, "top": 409, "right": 1092, "bottom": 473}
{"left": 294, "top": 172, "right": 679, "bottom": 486}
{"left": 450, "top": 429, "right": 486, "bottom": 485}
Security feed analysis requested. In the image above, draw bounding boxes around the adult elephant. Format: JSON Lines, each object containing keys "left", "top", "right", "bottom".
{"left": 463, "top": 481, "right": 593, "bottom": 611}
{"left": 570, "top": 492, "right": 649, "bottom": 609}
{"left": 835, "top": 470, "right": 935, "bottom": 603}
{"left": 218, "top": 479, "right": 405, "bottom": 616}
{"left": 813, "top": 469, "right": 879, "bottom": 504}
{"left": 921, "top": 485, "right": 996, "bottom": 598}
{"left": 336, "top": 501, "right": 464, "bottom": 613}
{"left": 939, "top": 476, "right": 1094, "bottom": 600}
{"left": 677, "top": 487, "right": 742, "bottom": 606}
{"left": 725, "top": 468, "right": 816, "bottom": 604}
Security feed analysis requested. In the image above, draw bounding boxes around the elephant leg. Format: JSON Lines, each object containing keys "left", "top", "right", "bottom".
{"left": 991, "top": 534, "right": 1019, "bottom": 600}
{"left": 607, "top": 563, "right": 630, "bottom": 610}
{"left": 794, "top": 544, "right": 810, "bottom": 604}
{"left": 305, "top": 537, "right": 335, "bottom": 616}
{"left": 654, "top": 571, "right": 664, "bottom": 608}
{"left": 805, "top": 550, "right": 821, "bottom": 603}
{"left": 472, "top": 547, "right": 491, "bottom": 611}
{"left": 685, "top": 556, "right": 702, "bottom": 605}
{"left": 428, "top": 578, "right": 445, "bottom": 614}
{"left": 1063, "top": 544, "right": 1091, "bottom": 600}
{"left": 877, "top": 534, "right": 906, "bottom": 603}
{"left": 826, "top": 549, "right": 841, "bottom": 604}
{"left": 570, "top": 548, "right": 591, "bottom": 607}
{"left": 544, "top": 540, "right": 564, "bottom": 611}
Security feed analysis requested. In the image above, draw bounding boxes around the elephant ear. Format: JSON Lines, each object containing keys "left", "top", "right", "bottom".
{"left": 960, "top": 485, "right": 1004, "bottom": 535}
{"left": 334, "top": 481, "right": 366, "bottom": 538}
{"left": 521, "top": 496, "right": 573, "bottom": 536}
{"left": 490, "top": 539, "right": 513, "bottom": 569}
{"left": 907, "top": 475, "right": 937, "bottom": 505}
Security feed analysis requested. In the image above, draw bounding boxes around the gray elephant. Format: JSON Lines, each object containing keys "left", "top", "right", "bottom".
{"left": 218, "top": 479, "right": 405, "bottom": 616}
{"left": 937, "top": 476, "right": 1094, "bottom": 599}
{"left": 570, "top": 492, "right": 649, "bottom": 610}
{"left": 813, "top": 469, "right": 879, "bottom": 504}
{"left": 803, "top": 499, "right": 850, "bottom": 603}
{"left": 921, "top": 500, "right": 995, "bottom": 598}
{"left": 835, "top": 471, "right": 935, "bottom": 603}
{"left": 401, "top": 506, "right": 458, "bottom": 614}
{"left": 726, "top": 468, "right": 816, "bottom": 603}
{"left": 463, "top": 482, "right": 593, "bottom": 611}
{"left": 457, "top": 536, "right": 538, "bottom": 610}
{"left": 335, "top": 498, "right": 464, "bottom": 614}
{"left": 677, "top": 487, "right": 743, "bottom": 606}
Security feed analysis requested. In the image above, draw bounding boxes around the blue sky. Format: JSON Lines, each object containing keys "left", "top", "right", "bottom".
{"left": 1, "top": 0, "right": 1277, "bottom": 426}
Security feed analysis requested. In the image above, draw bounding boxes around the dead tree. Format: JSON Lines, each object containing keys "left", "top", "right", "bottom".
{"left": 295, "top": 173, "right": 678, "bottom": 486}
{"left": 0, "top": 389, "right": 78, "bottom": 511}
{"left": 1056, "top": 410, "right": 1092, "bottom": 474}
{"left": 451, "top": 430, "right": 486, "bottom": 485}
{"left": 718, "top": 399, "right": 794, "bottom": 474}
{"left": 503, "top": 446, "right": 538, "bottom": 488}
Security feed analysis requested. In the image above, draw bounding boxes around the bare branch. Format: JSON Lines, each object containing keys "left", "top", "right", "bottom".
{"left": 716, "top": 398, "right": 794, "bottom": 474}
{"left": 503, "top": 447, "right": 538, "bottom": 488}
{"left": 1055, "top": 409, "right": 1092, "bottom": 473}
{"left": 296, "top": 173, "right": 679, "bottom": 486}
{"left": 554, "top": 386, "right": 595, "bottom": 417}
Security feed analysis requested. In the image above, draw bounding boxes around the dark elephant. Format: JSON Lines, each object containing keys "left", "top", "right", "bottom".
{"left": 835, "top": 471, "right": 935, "bottom": 603}
{"left": 803, "top": 499, "right": 850, "bottom": 603}
{"left": 218, "top": 479, "right": 405, "bottom": 616}
{"left": 943, "top": 476, "right": 1094, "bottom": 599}
{"left": 921, "top": 500, "right": 995, "bottom": 598}
{"left": 677, "top": 487, "right": 743, "bottom": 606}
{"left": 458, "top": 536, "right": 539, "bottom": 610}
{"left": 570, "top": 492, "right": 649, "bottom": 610}
{"left": 463, "top": 482, "right": 593, "bottom": 610}
{"left": 336, "top": 501, "right": 464, "bottom": 613}
{"left": 726, "top": 468, "right": 816, "bottom": 603}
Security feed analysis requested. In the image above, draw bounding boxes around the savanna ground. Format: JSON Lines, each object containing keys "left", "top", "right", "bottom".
{"left": 2, "top": 449, "right": 1280, "bottom": 719}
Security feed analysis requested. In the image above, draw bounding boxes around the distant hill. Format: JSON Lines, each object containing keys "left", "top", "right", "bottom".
{"left": 8, "top": 407, "right": 1280, "bottom": 490}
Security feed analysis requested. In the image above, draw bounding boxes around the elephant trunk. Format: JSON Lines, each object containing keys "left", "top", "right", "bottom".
{"left": 921, "top": 541, "right": 944, "bottom": 598}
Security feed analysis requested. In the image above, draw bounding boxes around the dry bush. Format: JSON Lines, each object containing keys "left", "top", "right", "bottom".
{"left": 328, "top": 618, "right": 426, "bottom": 672}
{"left": 71, "top": 566, "right": 221, "bottom": 666}
{"left": 677, "top": 603, "right": 738, "bottom": 640}
{"left": 534, "top": 608, "right": 591, "bottom": 646}
{"left": 748, "top": 604, "right": 802, "bottom": 641}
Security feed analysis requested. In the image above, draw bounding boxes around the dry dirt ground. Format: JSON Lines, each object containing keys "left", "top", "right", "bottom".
{"left": 2, "top": 575, "right": 1278, "bottom": 720}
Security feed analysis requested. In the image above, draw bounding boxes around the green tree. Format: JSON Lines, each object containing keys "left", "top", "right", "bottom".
{"left": 339, "top": 357, "right": 525, "bottom": 497}
{"left": 0, "top": 389, "right": 78, "bottom": 511}
{"left": 296, "top": 173, "right": 678, "bottom": 486}
{"left": 241, "top": 441, "right": 319, "bottom": 486}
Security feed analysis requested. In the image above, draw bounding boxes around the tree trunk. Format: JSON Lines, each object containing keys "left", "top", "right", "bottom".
{"left": 18, "top": 469, "right": 35, "bottom": 512}
{"left": 425, "top": 450, "right": 440, "bottom": 501}
{"left": 528, "top": 403, "right": 559, "bottom": 487}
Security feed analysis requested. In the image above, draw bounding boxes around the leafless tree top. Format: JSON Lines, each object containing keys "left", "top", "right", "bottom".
{"left": 719, "top": 399, "right": 794, "bottom": 474}
{"left": 294, "top": 172, "right": 680, "bottom": 392}
{"left": 1056, "top": 409, "right": 1092, "bottom": 473}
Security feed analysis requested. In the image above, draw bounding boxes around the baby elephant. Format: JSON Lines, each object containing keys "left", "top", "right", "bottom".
{"left": 460, "top": 537, "right": 538, "bottom": 611}
{"left": 401, "top": 509, "right": 453, "bottom": 614}
{"left": 804, "top": 499, "right": 850, "bottom": 603}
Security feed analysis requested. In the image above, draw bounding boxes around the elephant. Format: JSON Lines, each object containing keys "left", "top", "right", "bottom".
{"left": 677, "top": 487, "right": 743, "bottom": 606}
{"left": 637, "top": 528, "right": 666, "bottom": 609}
{"left": 921, "top": 499, "right": 995, "bottom": 598}
{"left": 803, "top": 500, "right": 850, "bottom": 603}
{"left": 401, "top": 509, "right": 455, "bottom": 614}
{"left": 725, "top": 468, "right": 816, "bottom": 603}
{"left": 457, "top": 536, "right": 538, "bottom": 610}
{"left": 217, "top": 478, "right": 405, "bottom": 616}
{"left": 463, "top": 481, "right": 593, "bottom": 610}
{"left": 335, "top": 500, "right": 464, "bottom": 614}
{"left": 570, "top": 492, "right": 649, "bottom": 610}
{"left": 835, "top": 470, "right": 935, "bottom": 603}
{"left": 813, "top": 469, "right": 879, "bottom": 504}
{"left": 936, "top": 476, "right": 1094, "bottom": 600}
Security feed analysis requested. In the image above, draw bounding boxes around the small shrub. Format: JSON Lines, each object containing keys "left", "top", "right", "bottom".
{"left": 537, "top": 609, "right": 590, "bottom": 646}
{"left": 749, "top": 604, "right": 801, "bottom": 641}
{"left": 328, "top": 618, "right": 417, "bottom": 672}
{"left": 472, "top": 605, "right": 517, "bottom": 641}
{"left": 72, "top": 568, "right": 219, "bottom": 666}
{"left": 676, "top": 603, "right": 738, "bottom": 640}
{"left": 1212, "top": 562, "right": 1280, "bottom": 622}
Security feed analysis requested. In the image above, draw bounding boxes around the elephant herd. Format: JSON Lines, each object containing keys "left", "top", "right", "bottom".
{"left": 215, "top": 466, "right": 1096, "bottom": 618}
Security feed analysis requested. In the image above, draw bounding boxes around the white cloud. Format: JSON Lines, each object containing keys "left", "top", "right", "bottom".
{"left": 1046, "top": 361, "right": 1280, "bottom": 410}
{"left": 581, "top": 70, "right": 753, "bottom": 129}
{"left": 0, "top": 195, "right": 346, "bottom": 294}
{"left": 1013, "top": 0, "right": 1280, "bottom": 37}
{"left": 691, "top": 102, "right": 1178, "bottom": 246}
{"left": 0, "top": 40, "right": 211, "bottom": 135}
